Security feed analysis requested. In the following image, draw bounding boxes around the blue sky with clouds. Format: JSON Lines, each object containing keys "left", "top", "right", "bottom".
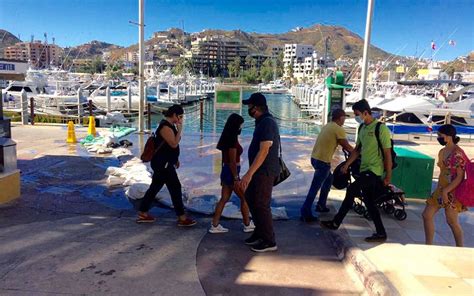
{"left": 1, "top": 0, "right": 472, "bottom": 60}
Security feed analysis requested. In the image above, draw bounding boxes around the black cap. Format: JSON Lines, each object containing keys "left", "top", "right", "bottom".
{"left": 242, "top": 92, "right": 267, "bottom": 106}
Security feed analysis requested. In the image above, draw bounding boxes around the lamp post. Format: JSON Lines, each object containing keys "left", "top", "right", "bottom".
{"left": 360, "top": 0, "right": 375, "bottom": 101}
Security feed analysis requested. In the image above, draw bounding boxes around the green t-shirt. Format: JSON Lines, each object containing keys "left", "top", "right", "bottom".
{"left": 312, "top": 122, "right": 347, "bottom": 163}
{"left": 356, "top": 120, "right": 392, "bottom": 176}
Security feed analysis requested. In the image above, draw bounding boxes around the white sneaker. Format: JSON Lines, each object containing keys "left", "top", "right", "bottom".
{"left": 209, "top": 224, "right": 229, "bottom": 234}
{"left": 242, "top": 220, "right": 255, "bottom": 233}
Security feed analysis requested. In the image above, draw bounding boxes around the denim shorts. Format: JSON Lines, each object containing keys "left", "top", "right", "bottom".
{"left": 220, "top": 164, "right": 241, "bottom": 186}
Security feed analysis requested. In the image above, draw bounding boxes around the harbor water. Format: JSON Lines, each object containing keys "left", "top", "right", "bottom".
{"left": 134, "top": 92, "right": 322, "bottom": 137}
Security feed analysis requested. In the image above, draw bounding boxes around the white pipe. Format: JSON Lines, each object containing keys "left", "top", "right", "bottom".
{"left": 106, "top": 86, "right": 111, "bottom": 112}
{"left": 138, "top": 0, "right": 145, "bottom": 132}
{"left": 360, "top": 0, "right": 375, "bottom": 101}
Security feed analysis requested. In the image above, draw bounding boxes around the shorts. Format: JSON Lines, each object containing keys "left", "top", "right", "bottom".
{"left": 220, "top": 164, "right": 241, "bottom": 186}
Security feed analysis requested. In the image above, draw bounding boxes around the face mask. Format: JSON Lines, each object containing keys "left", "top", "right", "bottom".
{"left": 437, "top": 137, "right": 447, "bottom": 146}
{"left": 237, "top": 128, "right": 242, "bottom": 135}
{"left": 248, "top": 107, "right": 256, "bottom": 118}
{"left": 355, "top": 115, "right": 364, "bottom": 124}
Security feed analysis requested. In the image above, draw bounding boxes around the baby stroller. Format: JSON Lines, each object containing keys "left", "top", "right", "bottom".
{"left": 333, "top": 150, "right": 408, "bottom": 221}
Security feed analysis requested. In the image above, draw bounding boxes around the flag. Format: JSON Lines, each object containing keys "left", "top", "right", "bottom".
{"left": 431, "top": 41, "right": 436, "bottom": 50}
{"left": 448, "top": 40, "right": 456, "bottom": 46}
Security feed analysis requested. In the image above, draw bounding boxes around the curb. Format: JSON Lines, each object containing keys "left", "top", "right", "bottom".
{"left": 326, "top": 231, "right": 400, "bottom": 296}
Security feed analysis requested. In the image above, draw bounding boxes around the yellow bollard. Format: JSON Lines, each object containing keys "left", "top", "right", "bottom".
{"left": 66, "top": 121, "right": 77, "bottom": 143}
{"left": 87, "top": 116, "right": 96, "bottom": 137}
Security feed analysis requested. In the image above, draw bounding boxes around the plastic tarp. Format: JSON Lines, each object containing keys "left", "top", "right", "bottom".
{"left": 104, "top": 152, "right": 288, "bottom": 220}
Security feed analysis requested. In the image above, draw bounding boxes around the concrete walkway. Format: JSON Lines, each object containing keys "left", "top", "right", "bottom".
{"left": 2, "top": 123, "right": 474, "bottom": 295}
{"left": 1, "top": 124, "right": 361, "bottom": 295}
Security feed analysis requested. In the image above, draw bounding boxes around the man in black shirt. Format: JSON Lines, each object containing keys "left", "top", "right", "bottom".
{"left": 237, "top": 93, "right": 280, "bottom": 252}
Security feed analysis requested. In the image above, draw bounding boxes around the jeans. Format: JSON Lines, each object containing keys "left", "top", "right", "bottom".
{"left": 333, "top": 171, "right": 386, "bottom": 235}
{"left": 301, "top": 158, "right": 333, "bottom": 217}
{"left": 245, "top": 174, "right": 276, "bottom": 245}
{"left": 139, "top": 166, "right": 185, "bottom": 217}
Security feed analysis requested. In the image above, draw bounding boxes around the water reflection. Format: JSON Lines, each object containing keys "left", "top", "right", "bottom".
{"left": 133, "top": 93, "right": 321, "bottom": 137}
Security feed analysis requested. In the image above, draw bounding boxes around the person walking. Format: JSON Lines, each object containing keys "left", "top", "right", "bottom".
{"left": 209, "top": 113, "right": 255, "bottom": 234}
{"left": 320, "top": 99, "right": 392, "bottom": 242}
{"left": 137, "top": 105, "right": 196, "bottom": 227}
{"left": 300, "top": 109, "right": 353, "bottom": 222}
{"left": 423, "top": 124, "right": 467, "bottom": 247}
{"left": 237, "top": 93, "right": 280, "bottom": 252}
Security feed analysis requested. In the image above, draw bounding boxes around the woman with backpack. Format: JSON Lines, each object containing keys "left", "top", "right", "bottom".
{"left": 423, "top": 124, "right": 467, "bottom": 247}
{"left": 209, "top": 113, "right": 255, "bottom": 234}
{"left": 137, "top": 104, "right": 196, "bottom": 227}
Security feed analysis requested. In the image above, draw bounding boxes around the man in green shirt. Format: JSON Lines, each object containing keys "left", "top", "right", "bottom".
{"left": 321, "top": 99, "right": 393, "bottom": 243}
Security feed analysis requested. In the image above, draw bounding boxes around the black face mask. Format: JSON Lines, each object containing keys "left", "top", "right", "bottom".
{"left": 437, "top": 137, "right": 447, "bottom": 146}
{"left": 248, "top": 107, "right": 256, "bottom": 118}
{"left": 237, "top": 128, "right": 242, "bottom": 135}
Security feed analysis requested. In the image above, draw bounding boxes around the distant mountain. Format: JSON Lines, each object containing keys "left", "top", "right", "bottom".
{"left": 0, "top": 29, "right": 21, "bottom": 58}
{"left": 66, "top": 40, "right": 122, "bottom": 59}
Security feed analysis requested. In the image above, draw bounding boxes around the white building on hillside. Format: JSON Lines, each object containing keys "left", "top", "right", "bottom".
{"left": 284, "top": 44, "right": 325, "bottom": 81}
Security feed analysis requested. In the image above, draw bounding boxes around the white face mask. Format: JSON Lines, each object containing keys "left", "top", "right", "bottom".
{"left": 355, "top": 115, "right": 364, "bottom": 124}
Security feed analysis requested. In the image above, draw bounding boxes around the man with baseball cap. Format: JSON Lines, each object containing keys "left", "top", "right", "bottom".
{"left": 237, "top": 92, "right": 280, "bottom": 252}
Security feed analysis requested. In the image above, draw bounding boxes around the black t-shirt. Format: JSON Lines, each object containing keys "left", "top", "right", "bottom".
{"left": 248, "top": 113, "right": 280, "bottom": 176}
{"left": 151, "top": 120, "right": 180, "bottom": 169}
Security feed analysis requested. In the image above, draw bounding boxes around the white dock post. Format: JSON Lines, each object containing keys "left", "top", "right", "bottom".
{"left": 77, "top": 87, "right": 83, "bottom": 122}
{"left": 106, "top": 86, "right": 111, "bottom": 112}
{"left": 183, "top": 84, "right": 187, "bottom": 103}
{"left": 156, "top": 85, "right": 160, "bottom": 102}
{"left": 20, "top": 90, "right": 28, "bottom": 125}
{"left": 127, "top": 85, "right": 132, "bottom": 113}
{"left": 168, "top": 85, "right": 171, "bottom": 101}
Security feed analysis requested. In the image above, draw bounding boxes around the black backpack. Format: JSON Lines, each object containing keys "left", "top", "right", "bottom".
{"left": 358, "top": 122, "right": 397, "bottom": 170}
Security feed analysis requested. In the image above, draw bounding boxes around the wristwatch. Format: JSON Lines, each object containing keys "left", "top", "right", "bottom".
{"left": 233, "top": 176, "right": 240, "bottom": 181}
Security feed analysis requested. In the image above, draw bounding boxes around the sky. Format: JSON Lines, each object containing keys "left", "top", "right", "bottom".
{"left": 0, "top": 0, "right": 473, "bottom": 61}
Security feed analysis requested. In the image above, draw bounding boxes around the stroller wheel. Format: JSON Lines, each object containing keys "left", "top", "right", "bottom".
{"left": 394, "top": 209, "right": 407, "bottom": 221}
{"left": 354, "top": 204, "right": 365, "bottom": 215}
{"left": 383, "top": 204, "right": 395, "bottom": 214}
{"left": 363, "top": 210, "right": 372, "bottom": 220}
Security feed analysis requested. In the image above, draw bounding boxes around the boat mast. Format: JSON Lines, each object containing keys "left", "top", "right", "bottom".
{"left": 138, "top": 0, "right": 145, "bottom": 132}
{"left": 360, "top": 0, "right": 374, "bottom": 101}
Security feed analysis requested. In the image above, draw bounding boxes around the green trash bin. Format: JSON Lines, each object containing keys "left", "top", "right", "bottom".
{"left": 391, "top": 147, "right": 435, "bottom": 199}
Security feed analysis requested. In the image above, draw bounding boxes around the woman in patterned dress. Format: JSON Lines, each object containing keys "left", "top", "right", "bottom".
{"left": 423, "top": 124, "right": 467, "bottom": 247}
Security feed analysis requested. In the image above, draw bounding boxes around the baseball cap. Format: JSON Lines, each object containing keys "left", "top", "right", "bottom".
{"left": 242, "top": 92, "right": 267, "bottom": 106}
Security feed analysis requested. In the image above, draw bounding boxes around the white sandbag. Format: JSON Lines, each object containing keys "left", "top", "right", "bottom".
{"left": 107, "top": 175, "right": 125, "bottom": 187}
{"left": 123, "top": 175, "right": 151, "bottom": 186}
{"left": 105, "top": 166, "right": 129, "bottom": 177}
{"left": 125, "top": 183, "right": 151, "bottom": 200}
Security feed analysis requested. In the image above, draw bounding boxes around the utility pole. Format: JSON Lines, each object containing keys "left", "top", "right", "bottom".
{"left": 360, "top": 0, "right": 375, "bottom": 101}
{"left": 138, "top": 0, "right": 145, "bottom": 132}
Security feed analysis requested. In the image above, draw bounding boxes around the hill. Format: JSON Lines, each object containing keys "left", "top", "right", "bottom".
{"left": 0, "top": 29, "right": 21, "bottom": 58}
{"left": 66, "top": 40, "right": 122, "bottom": 59}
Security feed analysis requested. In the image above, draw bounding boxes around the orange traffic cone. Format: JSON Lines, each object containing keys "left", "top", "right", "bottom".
{"left": 66, "top": 121, "right": 77, "bottom": 143}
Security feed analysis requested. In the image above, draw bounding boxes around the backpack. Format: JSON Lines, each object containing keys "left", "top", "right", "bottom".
{"left": 358, "top": 122, "right": 398, "bottom": 170}
{"left": 450, "top": 150, "right": 474, "bottom": 207}
{"left": 141, "top": 133, "right": 159, "bottom": 162}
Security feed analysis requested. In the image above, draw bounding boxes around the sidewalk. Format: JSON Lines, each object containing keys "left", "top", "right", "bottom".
{"left": 1, "top": 124, "right": 361, "bottom": 295}
{"left": 2, "top": 123, "right": 473, "bottom": 295}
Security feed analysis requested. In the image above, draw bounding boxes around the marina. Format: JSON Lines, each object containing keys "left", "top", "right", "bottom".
{"left": 1, "top": 0, "right": 473, "bottom": 295}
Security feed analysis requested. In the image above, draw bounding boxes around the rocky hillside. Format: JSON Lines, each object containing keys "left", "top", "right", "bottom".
{"left": 0, "top": 29, "right": 21, "bottom": 58}
{"left": 66, "top": 40, "right": 122, "bottom": 59}
{"left": 193, "top": 24, "right": 394, "bottom": 60}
